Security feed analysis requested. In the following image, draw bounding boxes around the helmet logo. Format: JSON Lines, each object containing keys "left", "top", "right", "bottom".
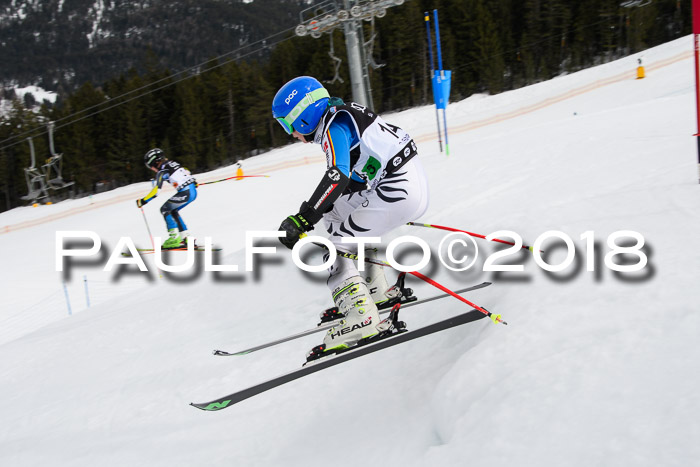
{"left": 285, "top": 89, "right": 298, "bottom": 105}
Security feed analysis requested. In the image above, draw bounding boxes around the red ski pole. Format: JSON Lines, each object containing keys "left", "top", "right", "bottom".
{"left": 409, "top": 270, "right": 506, "bottom": 324}
{"left": 304, "top": 237, "right": 506, "bottom": 325}
{"left": 407, "top": 221, "right": 536, "bottom": 252}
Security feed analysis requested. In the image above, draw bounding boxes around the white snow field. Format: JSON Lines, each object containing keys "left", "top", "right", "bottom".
{"left": 1, "top": 36, "right": 699, "bottom": 467}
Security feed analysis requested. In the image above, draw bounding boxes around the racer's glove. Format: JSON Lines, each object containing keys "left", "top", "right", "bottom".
{"left": 279, "top": 204, "right": 315, "bottom": 250}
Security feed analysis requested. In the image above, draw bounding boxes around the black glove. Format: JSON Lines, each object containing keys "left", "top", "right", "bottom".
{"left": 136, "top": 198, "right": 146, "bottom": 208}
{"left": 279, "top": 213, "right": 312, "bottom": 250}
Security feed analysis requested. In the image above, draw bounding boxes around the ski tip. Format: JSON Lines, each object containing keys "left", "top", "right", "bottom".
{"left": 190, "top": 400, "right": 233, "bottom": 411}
{"left": 189, "top": 402, "right": 214, "bottom": 411}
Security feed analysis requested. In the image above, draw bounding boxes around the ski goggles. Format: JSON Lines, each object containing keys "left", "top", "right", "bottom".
{"left": 275, "top": 87, "right": 330, "bottom": 135}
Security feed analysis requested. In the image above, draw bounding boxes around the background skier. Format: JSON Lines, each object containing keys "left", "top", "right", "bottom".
{"left": 136, "top": 148, "right": 198, "bottom": 249}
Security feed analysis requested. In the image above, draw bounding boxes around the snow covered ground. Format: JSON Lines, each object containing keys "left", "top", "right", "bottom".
{"left": 0, "top": 85, "right": 57, "bottom": 116}
{"left": 1, "top": 36, "right": 698, "bottom": 467}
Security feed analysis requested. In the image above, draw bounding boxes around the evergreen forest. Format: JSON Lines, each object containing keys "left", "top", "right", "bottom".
{"left": 0, "top": 0, "right": 691, "bottom": 212}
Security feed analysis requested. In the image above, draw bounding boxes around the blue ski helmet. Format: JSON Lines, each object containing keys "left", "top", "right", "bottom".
{"left": 272, "top": 76, "right": 330, "bottom": 135}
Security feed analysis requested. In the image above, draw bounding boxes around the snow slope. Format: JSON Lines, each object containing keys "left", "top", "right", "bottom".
{"left": 0, "top": 36, "right": 698, "bottom": 467}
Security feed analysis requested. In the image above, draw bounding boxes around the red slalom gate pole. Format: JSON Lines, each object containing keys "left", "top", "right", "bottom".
{"left": 407, "top": 221, "right": 536, "bottom": 252}
{"left": 694, "top": 0, "right": 700, "bottom": 183}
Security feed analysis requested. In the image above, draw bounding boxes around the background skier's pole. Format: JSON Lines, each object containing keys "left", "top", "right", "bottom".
{"left": 140, "top": 207, "right": 155, "bottom": 250}
{"left": 424, "top": 11, "right": 443, "bottom": 153}
{"left": 197, "top": 174, "right": 270, "bottom": 187}
{"left": 140, "top": 206, "right": 163, "bottom": 278}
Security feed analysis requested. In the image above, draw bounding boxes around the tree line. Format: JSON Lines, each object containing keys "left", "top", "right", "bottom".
{"left": 0, "top": 0, "right": 690, "bottom": 212}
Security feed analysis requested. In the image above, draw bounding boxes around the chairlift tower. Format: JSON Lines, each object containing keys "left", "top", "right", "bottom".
{"left": 295, "top": 0, "right": 406, "bottom": 108}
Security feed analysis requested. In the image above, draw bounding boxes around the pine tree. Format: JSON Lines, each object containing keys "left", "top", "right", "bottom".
{"left": 175, "top": 78, "right": 206, "bottom": 170}
{"left": 375, "top": 0, "right": 425, "bottom": 111}
{"left": 58, "top": 82, "right": 107, "bottom": 192}
{"left": 471, "top": 0, "right": 506, "bottom": 94}
{"left": 0, "top": 0, "right": 693, "bottom": 212}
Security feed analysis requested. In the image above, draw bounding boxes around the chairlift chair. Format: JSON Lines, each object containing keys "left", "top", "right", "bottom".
{"left": 43, "top": 122, "right": 75, "bottom": 191}
{"left": 20, "top": 137, "right": 50, "bottom": 202}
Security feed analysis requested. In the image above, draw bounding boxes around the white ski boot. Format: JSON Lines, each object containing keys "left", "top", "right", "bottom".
{"left": 364, "top": 249, "right": 415, "bottom": 309}
{"left": 319, "top": 276, "right": 383, "bottom": 353}
{"left": 364, "top": 248, "right": 393, "bottom": 307}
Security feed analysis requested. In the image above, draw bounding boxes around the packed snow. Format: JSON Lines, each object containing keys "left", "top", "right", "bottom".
{"left": 0, "top": 36, "right": 698, "bottom": 467}
{"left": 0, "top": 84, "right": 58, "bottom": 116}
{"left": 12, "top": 85, "right": 57, "bottom": 103}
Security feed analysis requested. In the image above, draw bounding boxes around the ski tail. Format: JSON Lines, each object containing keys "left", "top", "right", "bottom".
{"left": 211, "top": 281, "right": 492, "bottom": 357}
{"left": 191, "top": 308, "right": 488, "bottom": 411}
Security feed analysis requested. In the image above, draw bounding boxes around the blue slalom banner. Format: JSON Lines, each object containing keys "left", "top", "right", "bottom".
{"left": 432, "top": 70, "right": 452, "bottom": 110}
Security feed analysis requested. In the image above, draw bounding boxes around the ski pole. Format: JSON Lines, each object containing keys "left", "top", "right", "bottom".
{"left": 140, "top": 207, "right": 155, "bottom": 250}
{"left": 196, "top": 174, "right": 270, "bottom": 187}
{"left": 406, "top": 221, "right": 537, "bottom": 252}
{"left": 139, "top": 205, "right": 164, "bottom": 279}
{"left": 302, "top": 237, "right": 506, "bottom": 325}
{"left": 409, "top": 270, "right": 505, "bottom": 324}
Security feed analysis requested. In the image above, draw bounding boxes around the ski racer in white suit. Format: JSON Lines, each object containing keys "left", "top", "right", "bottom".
{"left": 273, "top": 76, "right": 429, "bottom": 358}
